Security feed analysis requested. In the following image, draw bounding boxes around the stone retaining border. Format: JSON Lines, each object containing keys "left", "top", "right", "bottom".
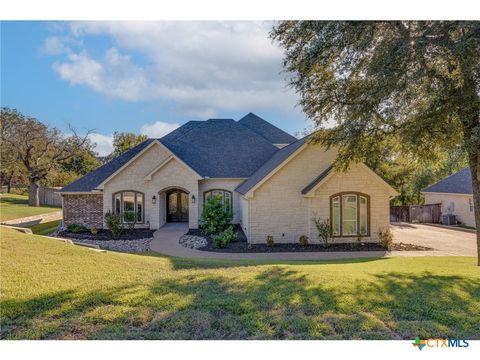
{"left": 1, "top": 211, "right": 62, "bottom": 227}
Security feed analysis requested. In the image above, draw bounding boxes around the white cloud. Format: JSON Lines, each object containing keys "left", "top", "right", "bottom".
{"left": 48, "top": 21, "right": 301, "bottom": 118}
{"left": 42, "top": 36, "right": 68, "bottom": 55}
{"left": 140, "top": 121, "right": 180, "bottom": 138}
{"left": 88, "top": 133, "right": 114, "bottom": 156}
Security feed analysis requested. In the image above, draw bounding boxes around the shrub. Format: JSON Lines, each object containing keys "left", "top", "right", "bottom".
{"left": 90, "top": 226, "right": 98, "bottom": 235}
{"left": 378, "top": 228, "right": 394, "bottom": 250}
{"left": 123, "top": 211, "right": 137, "bottom": 231}
{"left": 266, "top": 235, "right": 274, "bottom": 247}
{"left": 299, "top": 235, "right": 309, "bottom": 246}
{"left": 199, "top": 196, "right": 231, "bottom": 235}
{"left": 312, "top": 216, "right": 332, "bottom": 246}
{"left": 105, "top": 211, "right": 123, "bottom": 237}
{"left": 66, "top": 223, "right": 88, "bottom": 233}
{"left": 212, "top": 226, "right": 237, "bottom": 248}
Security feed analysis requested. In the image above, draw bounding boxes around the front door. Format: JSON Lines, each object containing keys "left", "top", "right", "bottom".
{"left": 166, "top": 189, "right": 189, "bottom": 222}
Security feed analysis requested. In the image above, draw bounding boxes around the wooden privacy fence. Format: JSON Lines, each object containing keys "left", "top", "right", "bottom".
{"left": 39, "top": 186, "right": 62, "bottom": 207}
{"left": 390, "top": 203, "right": 442, "bottom": 224}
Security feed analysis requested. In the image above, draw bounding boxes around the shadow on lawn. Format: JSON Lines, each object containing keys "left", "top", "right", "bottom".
{"left": 1, "top": 268, "right": 479, "bottom": 340}
{"left": 165, "top": 255, "right": 390, "bottom": 270}
{"left": 0, "top": 197, "right": 28, "bottom": 206}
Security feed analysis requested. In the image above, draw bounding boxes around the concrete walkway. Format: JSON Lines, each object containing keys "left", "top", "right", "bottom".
{"left": 150, "top": 223, "right": 477, "bottom": 260}
{"left": 150, "top": 223, "right": 389, "bottom": 260}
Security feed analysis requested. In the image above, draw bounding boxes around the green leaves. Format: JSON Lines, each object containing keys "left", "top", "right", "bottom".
{"left": 270, "top": 21, "right": 480, "bottom": 167}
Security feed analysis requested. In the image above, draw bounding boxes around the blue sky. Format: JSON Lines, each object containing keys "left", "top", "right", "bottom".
{"left": 1, "top": 21, "right": 307, "bottom": 155}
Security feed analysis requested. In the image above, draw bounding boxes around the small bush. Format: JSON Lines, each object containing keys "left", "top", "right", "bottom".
{"left": 90, "top": 226, "right": 98, "bottom": 235}
{"left": 212, "top": 226, "right": 236, "bottom": 248}
{"left": 123, "top": 211, "right": 137, "bottom": 231}
{"left": 312, "top": 216, "right": 332, "bottom": 246}
{"left": 66, "top": 223, "right": 88, "bottom": 233}
{"left": 199, "top": 196, "right": 231, "bottom": 235}
{"left": 299, "top": 235, "right": 309, "bottom": 246}
{"left": 266, "top": 235, "right": 274, "bottom": 247}
{"left": 378, "top": 228, "right": 394, "bottom": 250}
{"left": 105, "top": 211, "right": 123, "bottom": 237}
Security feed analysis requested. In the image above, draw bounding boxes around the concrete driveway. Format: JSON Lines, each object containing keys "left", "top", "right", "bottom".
{"left": 391, "top": 223, "right": 477, "bottom": 256}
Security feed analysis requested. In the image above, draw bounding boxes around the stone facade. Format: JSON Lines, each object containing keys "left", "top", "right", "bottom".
{"left": 424, "top": 193, "right": 476, "bottom": 228}
{"left": 309, "top": 164, "right": 392, "bottom": 243}
{"left": 101, "top": 142, "right": 201, "bottom": 229}
{"left": 62, "top": 194, "right": 103, "bottom": 228}
{"left": 244, "top": 145, "right": 395, "bottom": 244}
{"left": 62, "top": 141, "right": 396, "bottom": 242}
{"left": 245, "top": 145, "right": 336, "bottom": 243}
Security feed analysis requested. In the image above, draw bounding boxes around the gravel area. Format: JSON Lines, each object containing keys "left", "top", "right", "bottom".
{"left": 179, "top": 234, "right": 208, "bottom": 249}
{"left": 72, "top": 238, "right": 152, "bottom": 252}
{"left": 56, "top": 228, "right": 155, "bottom": 241}
{"left": 391, "top": 242, "right": 433, "bottom": 251}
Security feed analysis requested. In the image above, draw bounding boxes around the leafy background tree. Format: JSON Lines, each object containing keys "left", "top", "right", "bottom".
{"left": 271, "top": 21, "right": 480, "bottom": 263}
{"left": 107, "top": 132, "right": 148, "bottom": 161}
{"left": 1, "top": 108, "right": 95, "bottom": 205}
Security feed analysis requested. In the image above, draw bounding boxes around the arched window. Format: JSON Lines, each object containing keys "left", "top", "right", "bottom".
{"left": 330, "top": 192, "right": 369, "bottom": 237}
{"left": 113, "top": 191, "right": 144, "bottom": 223}
{"left": 204, "top": 189, "right": 232, "bottom": 214}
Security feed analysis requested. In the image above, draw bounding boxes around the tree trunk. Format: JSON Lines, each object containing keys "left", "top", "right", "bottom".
{"left": 468, "top": 155, "right": 480, "bottom": 266}
{"left": 6, "top": 170, "right": 14, "bottom": 193}
{"left": 28, "top": 181, "right": 40, "bottom": 207}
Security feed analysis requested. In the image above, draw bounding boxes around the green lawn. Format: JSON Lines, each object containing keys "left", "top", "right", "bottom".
{"left": 28, "top": 220, "right": 61, "bottom": 235}
{"left": 1, "top": 226, "right": 479, "bottom": 340}
{"left": 0, "top": 193, "right": 60, "bottom": 222}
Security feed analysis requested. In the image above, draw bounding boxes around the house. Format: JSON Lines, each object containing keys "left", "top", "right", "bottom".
{"left": 422, "top": 168, "right": 476, "bottom": 228}
{"left": 60, "top": 113, "right": 398, "bottom": 243}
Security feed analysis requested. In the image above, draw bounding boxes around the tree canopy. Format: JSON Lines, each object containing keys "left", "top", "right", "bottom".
{"left": 0, "top": 107, "right": 95, "bottom": 205}
{"left": 108, "top": 132, "right": 148, "bottom": 160}
{"left": 271, "top": 21, "right": 480, "bottom": 263}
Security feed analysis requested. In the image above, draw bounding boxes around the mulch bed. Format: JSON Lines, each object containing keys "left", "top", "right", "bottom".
{"left": 189, "top": 227, "right": 433, "bottom": 253}
{"left": 55, "top": 228, "right": 155, "bottom": 241}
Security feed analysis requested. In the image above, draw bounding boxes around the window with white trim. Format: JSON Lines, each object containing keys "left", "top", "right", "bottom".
{"left": 330, "top": 193, "right": 369, "bottom": 236}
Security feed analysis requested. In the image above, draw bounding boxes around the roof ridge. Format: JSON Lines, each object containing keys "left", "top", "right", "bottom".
{"left": 237, "top": 112, "right": 297, "bottom": 144}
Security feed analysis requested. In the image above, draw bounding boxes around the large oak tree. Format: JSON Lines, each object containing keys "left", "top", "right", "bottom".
{"left": 271, "top": 21, "right": 480, "bottom": 263}
{"left": 1, "top": 108, "right": 93, "bottom": 206}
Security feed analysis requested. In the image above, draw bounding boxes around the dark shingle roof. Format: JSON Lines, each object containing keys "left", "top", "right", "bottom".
{"left": 422, "top": 168, "right": 473, "bottom": 195}
{"left": 236, "top": 137, "right": 308, "bottom": 195}
{"left": 160, "top": 118, "right": 278, "bottom": 178}
{"left": 61, "top": 113, "right": 297, "bottom": 192}
{"left": 238, "top": 113, "right": 297, "bottom": 144}
{"left": 301, "top": 165, "right": 334, "bottom": 195}
{"left": 61, "top": 139, "right": 155, "bottom": 192}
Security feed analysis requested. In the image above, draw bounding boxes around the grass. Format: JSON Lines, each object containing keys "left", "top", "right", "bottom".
{"left": 1, "top": 226, "right": 479, "bottom": 340}
{"left": 0, "top": 193, "right": 60, "bottom": 222}
{"left": 28, "top": 220, "right": 61, "bottom": 235}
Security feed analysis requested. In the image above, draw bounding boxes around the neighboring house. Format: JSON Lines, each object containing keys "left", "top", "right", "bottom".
{"left": 60, "top": 113, "right": 398, "bottom": 243}
{"left": 422, "top": 168, "right": 476, "bottom": 228}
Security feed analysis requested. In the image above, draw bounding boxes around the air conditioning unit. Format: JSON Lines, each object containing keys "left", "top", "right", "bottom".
{"left": 442, "top": 214, "right": 457, "bottom": 226}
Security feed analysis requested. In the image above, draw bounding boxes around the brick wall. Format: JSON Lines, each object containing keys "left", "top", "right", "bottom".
{"left": 63, "top": 194, "right": 104, "bottom": 228}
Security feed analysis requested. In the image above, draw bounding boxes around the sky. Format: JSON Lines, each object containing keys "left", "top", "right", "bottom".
{"left": 1, "top": 21, "right": 308, "bottom": 156}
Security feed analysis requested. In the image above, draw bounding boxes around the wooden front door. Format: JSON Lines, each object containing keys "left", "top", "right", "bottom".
{"left": 166, "top": 189, "right": 189, "bottom": 222}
